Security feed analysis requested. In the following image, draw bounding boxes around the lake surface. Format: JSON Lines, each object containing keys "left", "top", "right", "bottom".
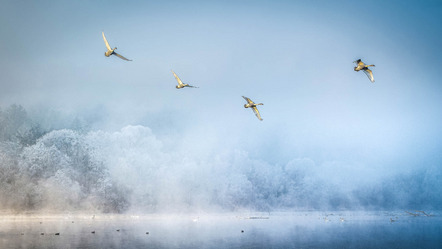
{"left": 1, "top": 211, "right": 441, "bottom": 248}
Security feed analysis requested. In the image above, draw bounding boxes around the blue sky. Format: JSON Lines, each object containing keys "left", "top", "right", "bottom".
{"left": 1, "top": 0, "right": 442, "bottom": 188}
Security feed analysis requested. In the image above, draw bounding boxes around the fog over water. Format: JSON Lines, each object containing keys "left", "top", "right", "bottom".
{"left": 0, "top": 105, "right": 441, "bottom": 213}
{"left": 1, "top": 0, "right": 442, "bottom": 214}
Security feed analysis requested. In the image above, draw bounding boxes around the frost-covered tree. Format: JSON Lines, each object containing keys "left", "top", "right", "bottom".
{"left": 19, "top": 129, "right": 130, "bottom": 212}
{"left": 0, "top": 142, "right": 40, "bottom": 211}
{"left": 0, "top": 105, "right": 130, "bottom": 213}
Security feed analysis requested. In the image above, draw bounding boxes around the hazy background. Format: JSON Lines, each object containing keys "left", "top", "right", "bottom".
{"left": 0, "top": 0, "right": 441, "bottom": 213}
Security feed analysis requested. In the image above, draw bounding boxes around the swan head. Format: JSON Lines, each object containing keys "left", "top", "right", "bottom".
{"left": 176, "top": 85, "right": 180, "bottom": 89}
{"left": 244, "top": 104, "right": 248, "bottom": 108}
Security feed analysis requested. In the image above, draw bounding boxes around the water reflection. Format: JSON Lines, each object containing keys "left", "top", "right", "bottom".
{"left": 0, "top": 211, "right": 441, "bottom": 249}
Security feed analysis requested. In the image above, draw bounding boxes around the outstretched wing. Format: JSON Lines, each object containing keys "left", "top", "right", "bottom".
{"left": 186, "top": 84, "right": 199, "bottom": 88}
{"left": 172, "top": 70, "right": 183, "bottom": 86}
{"left": 242, "top": 96, "right": 254, "bottom": 104}
{"left": 102, "top": 32, "right": 112, "bottom": 51}
{"left": 113, "top": 52, "right": 131, "bottom": 61}
{"left": 363, "top": 68, "right": 375, "bottom": 82}
{"left": 252, "top": 107, "right": 263, "bottom": 121}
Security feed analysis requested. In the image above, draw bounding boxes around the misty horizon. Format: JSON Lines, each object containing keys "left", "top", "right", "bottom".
{"left": 0, "top": 104, "right": 441, "bottom": 214}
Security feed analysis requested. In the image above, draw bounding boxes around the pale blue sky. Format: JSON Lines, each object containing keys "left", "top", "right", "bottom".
{"left": 1, "top": 0, "right": 441, "bottom": 186}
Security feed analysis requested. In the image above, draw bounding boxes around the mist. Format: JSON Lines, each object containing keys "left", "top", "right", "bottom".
{"left": 1, "top": 104, "right": 441, "bottom": 214}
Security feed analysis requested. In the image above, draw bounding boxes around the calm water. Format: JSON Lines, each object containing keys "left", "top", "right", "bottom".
{"left": 1, "top": 211, "right": 441, "bottom": 249}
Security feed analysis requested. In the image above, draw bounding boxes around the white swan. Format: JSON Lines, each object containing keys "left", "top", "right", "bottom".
{"left": 242, "top": 96, "right": 263, "bottom": 121}
{"left": 102, "top": 32, "right": 132, "bottom": 61}
{"left": 171, "top": 70, "right": 198, "bottom": 89}
{"left": 354, "top": 59, "right": 375, "bottom": 82}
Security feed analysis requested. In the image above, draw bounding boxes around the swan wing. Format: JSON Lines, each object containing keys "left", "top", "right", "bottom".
{"left": 113, "top": 52, "right": 131, "bottom": 61}
{"left": 102, "top": 32, "right": 112, "bottom": 51}
{"left": 252, "top": 107, "right": 263, "bottom": 121}
{"left": 363, "top": 68, "right": 375, "bottom": 82}
{"left": 242, "top": 96, "right": 254, "bottom": 104}
{"left": 172, "top": 70, "right": 184, "bottom": 86}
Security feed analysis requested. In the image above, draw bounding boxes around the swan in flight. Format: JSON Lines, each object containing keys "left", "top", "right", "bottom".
{"left": 102, "top": 32, "right": 132, "bottom": 61}
{"left": 242, "top": 96, "right": 263, "bottom": 121}
{"left": 171, "top": 70, "right": 198, "bottom": 89}
{"left": 354, "top": 59, "right": 375, "bottom": 82}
